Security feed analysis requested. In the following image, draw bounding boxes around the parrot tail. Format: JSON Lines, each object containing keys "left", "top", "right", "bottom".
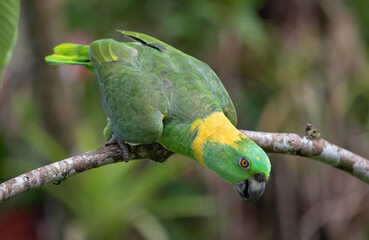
{"left": 45, "top": 43, "right": 94, "bottom": 72}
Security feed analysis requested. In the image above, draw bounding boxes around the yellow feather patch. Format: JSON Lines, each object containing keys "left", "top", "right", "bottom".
{"left": 108, "top": 43, "right": 119, "bottom": 61}
{"left": 190, "top": 112, "right": 247, "bottom": 166}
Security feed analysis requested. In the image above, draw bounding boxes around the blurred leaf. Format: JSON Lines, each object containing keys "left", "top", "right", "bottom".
{"left": 0, "top": 0, "right": 19, "bottom": 81}
{"left": 130, "top": 209, "right": 170, "bottom": 240}
{"left": 10, "top": 93, "right": 67, "bottom": 162}
{"left": 45, "top": 157, "right": 200, "bottom": 240}
{"left": 231, "top": 0, "right": 269, "bottom": 51}
{"left": 22, "top": 121, "right": 68, "bottom": 162}
{"left": 151, "top": 195, "right": 216, "bottom": 219}
{"left": 346, "top": 0, "right": 369, "bottom": 45}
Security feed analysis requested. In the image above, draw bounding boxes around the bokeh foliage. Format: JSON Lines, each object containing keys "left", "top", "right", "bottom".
{"left": 0, "top": 0, "right": 19, "bottom": 80}
{"left": 1, "top": 0, "right": 369, "bottom": 239}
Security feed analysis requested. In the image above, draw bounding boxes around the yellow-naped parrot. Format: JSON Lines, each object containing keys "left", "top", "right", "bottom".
{"left": 45, "top": 30, "right": 271, "bottom": 202}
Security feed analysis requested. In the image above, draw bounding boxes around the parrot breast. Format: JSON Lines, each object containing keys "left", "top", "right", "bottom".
{"left": 190, "top": 111, "right": 247, "bottom": 165}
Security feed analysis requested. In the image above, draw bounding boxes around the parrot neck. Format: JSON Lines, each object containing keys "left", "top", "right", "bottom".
{"left": 190, "top": 111, "right": 247, "bottom": 166}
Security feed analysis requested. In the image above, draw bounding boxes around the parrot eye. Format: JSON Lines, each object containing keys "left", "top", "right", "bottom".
{"left": 239, "top": 157, "right": 250, "bottom": 170}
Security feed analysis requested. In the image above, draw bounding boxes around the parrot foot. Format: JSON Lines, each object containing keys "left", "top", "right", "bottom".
{"left": 108, "top": 134, "right": 130, "bottom": 162}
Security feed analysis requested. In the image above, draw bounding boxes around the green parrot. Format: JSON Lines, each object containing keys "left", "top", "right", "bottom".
{"left": 45, "top": 30, "right": 271, "bottom": 202}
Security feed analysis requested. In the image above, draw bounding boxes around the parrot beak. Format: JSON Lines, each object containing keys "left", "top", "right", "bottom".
{"left": 234, "top": 174, "right": 267, "bottom": 202}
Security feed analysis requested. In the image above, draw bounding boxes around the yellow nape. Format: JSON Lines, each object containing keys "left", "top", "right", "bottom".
{"left": 190, "top": 112, "right": 247, "bottom": 165}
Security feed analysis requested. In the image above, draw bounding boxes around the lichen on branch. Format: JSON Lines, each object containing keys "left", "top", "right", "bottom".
{"left": 0, "top": 129, "right": 368, "bottom": 202}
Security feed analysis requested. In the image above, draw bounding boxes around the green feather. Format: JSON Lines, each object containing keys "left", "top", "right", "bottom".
{"left": 45, "top": 43, "right": 95, "bottom": 72}
{"left": 45, "top": 30, "right": 271, "bottom": 186}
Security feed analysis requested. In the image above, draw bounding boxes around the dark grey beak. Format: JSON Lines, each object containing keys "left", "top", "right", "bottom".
{"left": 234, "top": 174, "right": 267, "bottom": 202}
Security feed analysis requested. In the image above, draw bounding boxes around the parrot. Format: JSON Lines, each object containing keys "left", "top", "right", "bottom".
{"left": 45, "top": 30, "right": 271, "bottom": 202}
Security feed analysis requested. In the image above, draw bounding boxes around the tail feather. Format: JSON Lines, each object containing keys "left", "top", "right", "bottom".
{"left": 45, "top": 43, "right": 94, "bottom": 72}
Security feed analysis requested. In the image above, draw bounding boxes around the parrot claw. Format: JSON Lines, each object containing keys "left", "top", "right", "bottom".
{"left": 108, "top": 134, "right": 130, "bottom": 162}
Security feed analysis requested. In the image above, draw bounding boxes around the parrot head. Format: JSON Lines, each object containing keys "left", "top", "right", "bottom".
{"left": 190, "top": 112, "right": 271, "bottom": 202}
{"left": 203, "top": 138, "right": 271, "bottom": 202}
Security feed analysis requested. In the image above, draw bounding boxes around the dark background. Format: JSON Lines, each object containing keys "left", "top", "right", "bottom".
{"left": 1, "top": 0, "right": 369, "bottom": 239}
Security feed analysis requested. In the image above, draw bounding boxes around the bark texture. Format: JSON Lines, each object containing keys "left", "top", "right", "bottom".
{"left": 1, "top": 129, "right": 368, "bottom": 202}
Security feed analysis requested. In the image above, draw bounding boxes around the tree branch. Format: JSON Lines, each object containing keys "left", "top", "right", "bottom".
{"left": 1, "top": 129, "right": 368, "bottom": 202}
{"left": 0, "top": 143, "right": 173, "bottom": 202}
{"left": 241, "top": 130, "right": 369, "bottom": 183}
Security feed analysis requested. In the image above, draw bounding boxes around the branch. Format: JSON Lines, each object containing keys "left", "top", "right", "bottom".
{"left": 241, "top": 130, "right": 369, "bottom": 183}
{"left": 0, "top": 143, "right": 173, "bottom": 202}
{"left": 1, "top": 129, "right": 368, "bottom": 202}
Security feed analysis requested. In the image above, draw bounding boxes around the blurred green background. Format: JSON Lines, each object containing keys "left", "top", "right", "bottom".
{"left": 1, "top": 0, "right": 369, "bottom": 239}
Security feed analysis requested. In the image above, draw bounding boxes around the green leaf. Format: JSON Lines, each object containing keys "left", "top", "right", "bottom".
{"left": 0, "top": 0, "right": 20, "bottom": 81}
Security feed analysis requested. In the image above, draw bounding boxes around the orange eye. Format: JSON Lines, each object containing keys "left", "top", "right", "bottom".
{"left": 241, "top": 159, "right": 248, "bottom": 167}
{"left": 239, "top": 157, "right": 250, "bottom": 170}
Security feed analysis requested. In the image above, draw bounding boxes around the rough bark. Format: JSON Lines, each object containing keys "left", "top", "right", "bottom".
{"left": 0, "top": 129, "right": 368, "bottom": 202}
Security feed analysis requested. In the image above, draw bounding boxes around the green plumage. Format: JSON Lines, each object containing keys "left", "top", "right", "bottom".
{"left": 83, "top": 31, "right": 235, "bottom": 157}
{"left": 45, "top": 43, "right": 94, "bottom": 72}
{"left": 45, "top": 31, "right": 271, "bottom": 197}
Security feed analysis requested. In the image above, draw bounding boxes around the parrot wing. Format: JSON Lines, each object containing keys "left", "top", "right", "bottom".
{"left": 89, "top": 39, "right": 168, "bottom": 144}
{"left": 118, "top": 30, "right": 238, "bottom": 126}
